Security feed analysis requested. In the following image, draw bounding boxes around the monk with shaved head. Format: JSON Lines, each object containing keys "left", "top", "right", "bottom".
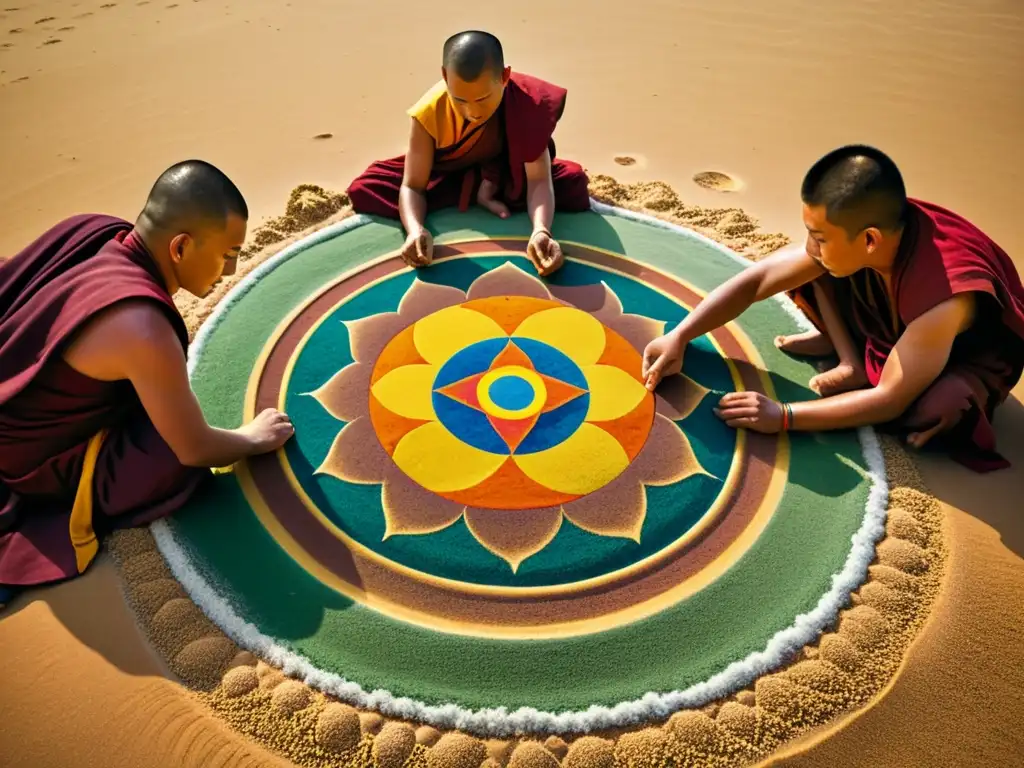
{"left": 0, "top": 160, "right": 294, "bottom": 599}
{"left": 643, "top": 145, "right": 1024, "bottom": 471}
{"left": 347, "top": 30, "right": 591, "bottom": 276}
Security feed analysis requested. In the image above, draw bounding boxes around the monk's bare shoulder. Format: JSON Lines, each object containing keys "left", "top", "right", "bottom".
{"left": 63, "top": 299, "right": 184, "bottom": 382}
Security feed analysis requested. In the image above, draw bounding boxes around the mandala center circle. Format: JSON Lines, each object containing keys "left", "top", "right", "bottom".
{"left": 478, "top": 367, "right": 545, "bottom": 419}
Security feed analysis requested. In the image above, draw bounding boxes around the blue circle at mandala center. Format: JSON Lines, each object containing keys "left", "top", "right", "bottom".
{"left": 488, "top": 376, "right": 534, "bottom": 411}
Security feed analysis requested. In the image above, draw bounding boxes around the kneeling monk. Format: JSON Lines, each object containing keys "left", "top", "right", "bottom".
{"left": 642, "top": 145, "right": 1024, "bottom": 471}
{"left": 347, "top": 30, "right": 591, "bottom": 275}
{"left": 0, "top": 160, "right": 294, "bottom": 597}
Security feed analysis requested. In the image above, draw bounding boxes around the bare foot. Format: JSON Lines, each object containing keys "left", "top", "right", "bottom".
{"left": 810, "top": 362, "right": 869, "bottom": 396}
{"left": 774, "top": 329, "right": 834, "bottom": 357}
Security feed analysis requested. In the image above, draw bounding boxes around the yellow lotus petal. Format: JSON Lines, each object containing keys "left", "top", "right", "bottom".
{"left": 412, "top": 306, "right": 506, "bottom": 365}
{"left": 513, "top": 307, "right": 606, "bottom": 366}
{"left": 513, "top": 423, "right": 629, "bottom": 495}
{"left": 369, "top": 364, "right": 438, "bottom": 420}
{"left": 464, "top": 506, "right": 563, "bottom": 572}
{"left": 583, "top": 364, "right": 650, "bottom": 422}
{"left": 392, "top": 422, "right": 506, "bottom": 493}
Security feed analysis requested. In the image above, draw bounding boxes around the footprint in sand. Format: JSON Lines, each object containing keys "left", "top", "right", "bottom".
{"left": 8, "top": 27, "right": 22, "bottom": 33}
{"left": 692, "top": 171, "right": 742, "bottom": 192}
{"left": 100, "top": 3, "right": 117, "bottom": 8}
{"left": 166, "top": 2, "right": 177, "bottom": 6}
{"left": 13, "top": 74, "right": 27, "bottom": 81}
{"left": 42, "top": 37, "right": 61, "bottom": 44}
{"left": 137, "top": 1, "right": 149, "bottom": 5}
{"left": 614, "top": 156, "right": 637, "bottom": 166}
{"left": 35, "top": 16, "right": 56, "bottom": 23}
{"left": 313, "top": 133, "right": 334, "bottom": 140}
{"left": 58, "top": 26, "right": 74, "bottom": 31}
{"left": 74, "top": 12, "right": 93, "bottom": 18}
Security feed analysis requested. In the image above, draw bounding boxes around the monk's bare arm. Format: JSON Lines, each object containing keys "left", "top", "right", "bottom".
{"left": 789, "top": 294, "right": 976, "bottom": 430}
{"left": 524, "top": 148, "right": 555, "bottom": 233}
{"left": 65, "top": 302, "right": 290, "bottom": 467}
{"left": 399, "top": 118, "right": 435, "bottom": 236}
{"left": 672, "top": 245, "right": 824, "bottom": 345}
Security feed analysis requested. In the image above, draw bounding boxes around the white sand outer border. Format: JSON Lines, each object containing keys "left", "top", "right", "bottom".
{"left": 153, "top": 202, "right": 888, "bottom": 737}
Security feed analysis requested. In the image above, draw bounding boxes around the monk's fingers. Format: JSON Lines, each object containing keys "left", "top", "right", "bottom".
{"left": 416, "top": 233, "right": 434, "bottom": 265}
{"left": 723, "top": 416, "right": 760, "bottom": 430}
{"left": 540, "top": 239, "right": 564, "bottom": 274}
{"left": 713, "top": 405, "right": 759, "bottom": 422}
{"left": 718, "top": 391, "right": 757, "bottom": 408}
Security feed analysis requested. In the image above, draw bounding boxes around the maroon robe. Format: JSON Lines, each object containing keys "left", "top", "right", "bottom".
{"left": 0, "top": 214, "right": 207, "bottom": 586}
{"left": 347, "top": 72, "right": 591, "bottom": 218}
{"left": 793, "top": 199, "right": 1024, "bottom": 471}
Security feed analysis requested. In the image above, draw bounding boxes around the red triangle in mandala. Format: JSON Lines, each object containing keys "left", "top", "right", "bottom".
{"left": 488, "top": 412, "right": 540, "bottom": 452}
{"left": 489, "top": 340, "right": 534, "bottom": 372}
{"left": 436, "top": 372, "right": 485, "bottom": 411}
{"left": 540, "top": 374, "right": 587, "bottom": 412}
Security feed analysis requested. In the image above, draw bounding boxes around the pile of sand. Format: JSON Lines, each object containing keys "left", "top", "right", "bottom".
{"left": 588, "top": 174, "right": 789, "bottom": 258}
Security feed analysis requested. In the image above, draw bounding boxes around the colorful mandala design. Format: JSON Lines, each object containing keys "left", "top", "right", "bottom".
{"left": 310, "top": 268, "right": 710, "bottom": 571}
{"left": 163, "top": 211, "right": 881, "bottom": 724}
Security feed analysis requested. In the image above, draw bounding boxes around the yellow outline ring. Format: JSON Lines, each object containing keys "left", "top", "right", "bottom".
{"left": 476, "top": 366, "right": 547, "bottom": 420}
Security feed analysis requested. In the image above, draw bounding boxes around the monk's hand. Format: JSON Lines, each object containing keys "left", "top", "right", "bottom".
{"left": 241, "top": 408, "right": 295, "bottom": 454}
{"left": 642, "top": 333, "right": 685, "bottom": 391}
{"left": 527, "top": 228, "right": 564, "bottom": 276}
{"left": 477, "top": 179, "right": 510, "bottom": 219}
{"left": 400, "top": 229, "right": 433, "bottom": 268}
{"left": 713, "top": 392, "right": 784, "bottom": 433}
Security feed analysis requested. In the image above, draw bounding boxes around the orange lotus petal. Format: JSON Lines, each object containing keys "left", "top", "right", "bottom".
{"left": 461, "top": 296, "right": 561, "bottom": 335}
{"left": 466, "top": 261, "right": 552, "bottom": 301}
{"left": 464, "top": 505, "right": 563, "bottom": 572}
{"left": 587, "top": 394, "right": 655, "bottom": 463}
{"left": 380, "top": 468, "right": 465, "bottom": 538}
{"left": 551, "top": 282, "right": 666, "bottom": 355}
{"left": 656, "top": 374, "right": 711, "bottom": 421}
{"left": 441, "top": 457, "right": 577, "bottom": 510}
{"left": 310, "top": 362, "right": 371, "bottom": 422}
{"left": 596, "top": 327, "right": 645, "bottom": 384}
{"left": 368, "top": 393, "right": 431, "bottom": 456}
{"left": 562, "top": 474, "right": 646, "bottom": 543}
{"left": 631, "top": 413, "right": 711, "bottom": 485}
{"left": 370, "top": 324, "right": 428, "bottom": 386}
{"left": 315, "top": 416, "right": 390, "bottom": 484}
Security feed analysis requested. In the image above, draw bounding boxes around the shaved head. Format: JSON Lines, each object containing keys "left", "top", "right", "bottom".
{"left": 139, "top": 159, "right": 248, "bottom": 235}
{"left": 801, "top": 145, "right": 907, "bottom": 237}
{"left": 442, "top": 30, "right": 504, "bottom": 82}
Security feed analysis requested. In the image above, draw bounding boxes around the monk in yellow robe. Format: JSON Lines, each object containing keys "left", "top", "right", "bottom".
{"left": 347, "top": 30, "right": 591, "bottom": 276}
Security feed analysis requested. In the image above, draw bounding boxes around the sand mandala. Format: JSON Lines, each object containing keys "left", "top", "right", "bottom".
{"left": 112, "top": 204, "right": 945, "bottom": 767}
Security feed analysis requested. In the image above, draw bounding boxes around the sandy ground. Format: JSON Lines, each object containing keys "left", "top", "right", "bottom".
{"left": 1, "top": 0, "right": 1023, "bottom": 766}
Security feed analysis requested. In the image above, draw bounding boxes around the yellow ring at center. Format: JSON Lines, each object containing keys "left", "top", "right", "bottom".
{"left": 476, "top": 366, "right": 546, "bottom": 420}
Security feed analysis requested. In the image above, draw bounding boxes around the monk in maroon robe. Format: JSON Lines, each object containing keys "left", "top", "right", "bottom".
{"left": 346, "top": 30, "right": 591, "bottom": 275}
{"left": 642, "top": 145, "right": 1024, "bottom": 472}
{"left": 0, "top": 160, "right": 294, "bottom": 600}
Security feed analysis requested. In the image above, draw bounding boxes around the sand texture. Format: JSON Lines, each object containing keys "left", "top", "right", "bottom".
{"left": 2, "top": 0, "right": 1024, "bottom": 766}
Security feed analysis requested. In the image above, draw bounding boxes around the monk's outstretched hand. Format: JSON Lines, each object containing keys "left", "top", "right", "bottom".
{"left": 240, "top": 408, "right": 295, "bottom": 454}
{"left": 400, "top": 230, "right": 433, "bottom": 268}
{"left": 527, "top": 229, "right": 564, "bottom": 276}
{"left": 713, "top": 392, "right": 784, "bottom": 433}
{"left": 642, "top": 333, "right": 685, "bottom": 391}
